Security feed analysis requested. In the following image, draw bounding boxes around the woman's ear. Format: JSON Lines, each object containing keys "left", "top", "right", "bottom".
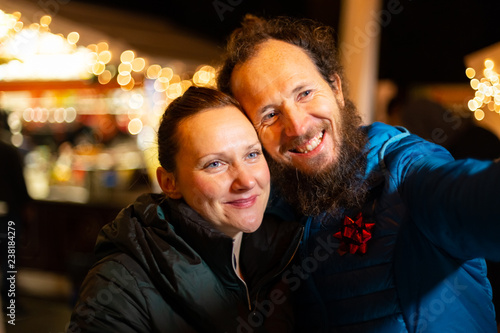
{"left": 330, "top": 73, "right": 345, "bottom": 108}
{"left": 156, "top": 167, "right": 182, "bottom": 199}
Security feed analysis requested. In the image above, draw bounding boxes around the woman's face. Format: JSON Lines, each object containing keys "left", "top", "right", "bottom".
{"left": 161, "top": 106, "right": 270, "bottom": 238}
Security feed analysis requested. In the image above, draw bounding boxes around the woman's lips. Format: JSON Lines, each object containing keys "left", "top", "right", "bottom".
{"left": 226, "top": 195, "right": 258, "bottom": 208}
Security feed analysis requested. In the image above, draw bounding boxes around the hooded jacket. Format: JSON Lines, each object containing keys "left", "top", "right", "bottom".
{"left": 68, "top": 193, "right": 303, "bottom": 333}
{"left": 273, "top": 122, "right": 500, "bottom": 332}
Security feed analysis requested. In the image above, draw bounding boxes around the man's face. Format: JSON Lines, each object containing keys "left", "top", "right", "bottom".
{"left": 230, "top": 39, "right": 345, "bottom": 175}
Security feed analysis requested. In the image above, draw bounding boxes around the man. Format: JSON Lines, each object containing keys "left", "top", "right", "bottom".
{"left": 217, "top": 15, "right": 500, "bottom": 332}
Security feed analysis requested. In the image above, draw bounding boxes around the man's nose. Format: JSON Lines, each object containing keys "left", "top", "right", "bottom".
{"left": 282, "top": 103, "right": 309, "bottom": 137}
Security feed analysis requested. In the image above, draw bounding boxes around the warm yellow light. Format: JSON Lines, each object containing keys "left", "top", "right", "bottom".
{"left": 131, "top": 57, "right": 145, "bottom": 72}
{"left": 146, "top": 64, "right": 161, "bottom": 79}
{"left": 154, "top": 77, "right": 169, "bottom": 92}
{"left": 120, "top": 50, "right": 135, "bottom": 63}
{"left": 98, "top": 70, "right": 112, "bottom": 84}
{"left": 29, "top": 23, "right": 40, "bottom": 30}
{"left": 170, "top": 74, "right": 181, "bottom": 84}
{"left": 97, "top": 42, "right": 109, "bottom": 53}
{"left": 54, "top": 108, "right": 65, "bottom": 123}
{"left": 166, "top": 83, "right": 182, "bottom": 99}
{"left": 468, "top": 99, "right": 478, "bottom": 111}
{"left": 160, "top": 67, "right": 173, "bottom": 81}
{"left": 92, "top": 62, "right": 105, "bottom": 75}
{"left": 86, "top": 52, "right": 98, "bottom": 67}
{"left": 23, "top": 108, "right": 33, "bottom": 122}
{"left": 67, "top": 31, "right": 79, "bottom": 44}
{"left": 65, "top": 107, "right": 77, "bottom": 123}
{"left": 87, "top": 44, "right": 98, "bottom": 53}
{"left": 118, "top": 62, "right": 132, "bottom": 74}
{"left": 180, "top": 80, "right": 193, "bottom": 92}
{"left": 11, "top": 133, "right": 23, "bottom": 148}
{"left": 14, "top": 21, "right": 23, "bottom": 32}
{"left": 117, "top": 72, "right": 132, "bottom": 85}
{"left": 98, "top": 50, "right": 112, "bottom": 64}
{"left": 129, "top": 94, "right": 144, "bottom": 109}
{"left": 128, "top": 118, "right": 143, "bottom": 135}
{"left": 478, "top": 83, "right": 488, "bottom": 94}
{"left": 465, "top": 67, "right": 476, "bottom": 79}
{"left": 485, "top": 59, "right": 495, "bottom": 70}
{"left": 474, "top": 109, "right": 485, "bottom": 121}
{"left": 488, "top": 101, "right": 495, "bottom": 111}
{"left": 121, "top": 77, "right": 135, "bottom": 91}
{"left": 40, "top": 15, "right": 52, "bottom": 27}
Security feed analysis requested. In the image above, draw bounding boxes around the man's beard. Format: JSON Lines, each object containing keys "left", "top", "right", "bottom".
{"left": 267, "top": 99, "right": 368, "bottom": 218}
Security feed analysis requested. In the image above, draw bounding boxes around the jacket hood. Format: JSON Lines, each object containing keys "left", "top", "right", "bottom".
{"left": 95, "top": 193, "right": 237, "bottom": 287}
{"left": 94, "top": 193, "right": 242, "bottom": 332}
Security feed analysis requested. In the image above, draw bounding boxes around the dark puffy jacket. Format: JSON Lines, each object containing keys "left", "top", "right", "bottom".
{"left": 68, "top": 193, "right": 303, "bottom": 333}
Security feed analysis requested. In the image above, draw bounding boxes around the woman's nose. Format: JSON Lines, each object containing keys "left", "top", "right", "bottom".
{"left": 231, "top": 165, "right": 256, "bottom": 191}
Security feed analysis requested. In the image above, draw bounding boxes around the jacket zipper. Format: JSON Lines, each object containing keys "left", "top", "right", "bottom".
{"left": 232, "top": 243, "right": 253, "bottom": 310}
{"left": 250, "top": 226, "right": 305, "bottom": 313}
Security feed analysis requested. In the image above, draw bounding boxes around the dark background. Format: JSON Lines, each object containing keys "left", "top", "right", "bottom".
{"left": 75, "top": 0, "right": 500, "bottom": 86}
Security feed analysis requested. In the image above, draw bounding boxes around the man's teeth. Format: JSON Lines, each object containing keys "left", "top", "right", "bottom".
{"left": 295, "top": 132, "right": 323, "bottom": 153}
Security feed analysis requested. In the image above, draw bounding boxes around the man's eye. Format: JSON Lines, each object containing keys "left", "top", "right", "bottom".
{"left": 262, "top": 111, "right": 277, "bottom": 121}
{"left": 299, "top": 90, "right": 311, "bottom": 99}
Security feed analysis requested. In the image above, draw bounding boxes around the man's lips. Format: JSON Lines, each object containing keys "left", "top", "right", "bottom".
{"left": 289, "top": 131, "right": 324, "bottom": 154}
{"left": 226, "top": 195, "right": 258, "bottom": 208}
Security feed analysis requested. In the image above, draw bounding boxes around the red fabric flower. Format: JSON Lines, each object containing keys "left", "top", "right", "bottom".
{"left": 333, "top": 213, "right": 374, "bottom": 255}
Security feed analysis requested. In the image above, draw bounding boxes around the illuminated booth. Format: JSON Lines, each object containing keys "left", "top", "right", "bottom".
{"left": 0, "top": 4, "right": 219, "bottom": 279}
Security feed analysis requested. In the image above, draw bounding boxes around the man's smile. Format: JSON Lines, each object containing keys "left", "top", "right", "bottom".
{"left": 289, "top": 130, "right": 325, "bottom": 154}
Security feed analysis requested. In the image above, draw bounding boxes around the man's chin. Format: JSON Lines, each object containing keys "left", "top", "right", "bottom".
{"left": 287, "top": 154, "right": 337, "bottom": 176}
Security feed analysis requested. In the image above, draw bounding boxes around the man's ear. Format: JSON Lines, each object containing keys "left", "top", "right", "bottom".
{"left": 330, "top": 73, "right": 345, "bottom": 108}
{"left": 156, "top": 167, "right": 182, "bottom": 199}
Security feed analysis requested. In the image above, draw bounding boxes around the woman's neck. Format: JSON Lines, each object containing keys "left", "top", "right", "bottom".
{"left": 232, "top": 232, "right": 244, "bottom": 280}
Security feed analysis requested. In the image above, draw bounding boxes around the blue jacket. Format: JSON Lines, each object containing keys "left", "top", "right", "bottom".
{"left": 272, "top": 122, "right": 500, "bottom": 332}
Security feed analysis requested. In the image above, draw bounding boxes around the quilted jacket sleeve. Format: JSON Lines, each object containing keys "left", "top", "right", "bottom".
{"left": 67, "top": 259, "right": 152, "bottom": 333}
{"left": 67, "top": 255, "right": 196, "bottom": 333}
{"left": 393, "top": 136, "right": 500, "bottom": 261}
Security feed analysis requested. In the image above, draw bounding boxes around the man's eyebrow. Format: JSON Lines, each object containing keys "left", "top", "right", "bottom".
{"left": 292, "top": 83, "right": 308, "bottom": 95}
{"left": 257, "top": 83, "right": 309, "bottom": 116}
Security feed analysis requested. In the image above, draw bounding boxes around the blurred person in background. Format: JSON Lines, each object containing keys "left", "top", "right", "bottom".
{"left": 0, "top": 110, "right": 31, "bottom": 311}
{"left": 217, "top": 15, "right": 500, "bottom": 332}
{"left": 67, "top": 87, "right": 302, "bottom": 333}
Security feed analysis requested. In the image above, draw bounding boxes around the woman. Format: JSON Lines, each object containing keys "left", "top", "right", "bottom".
{"left": 67, "top": 86, "right": 303, "bottom": 333}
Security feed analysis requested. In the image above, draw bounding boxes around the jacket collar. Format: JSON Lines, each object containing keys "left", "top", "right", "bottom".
{"left": 163, "top": 197, "right": 240, "bottom": 288}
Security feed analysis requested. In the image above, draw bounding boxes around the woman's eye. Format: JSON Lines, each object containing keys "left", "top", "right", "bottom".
{"left": 247, "top": 150, "right": 262, "bottom": 159}
{"left": 205, "top": 161, "right": 222, "bottom": 169}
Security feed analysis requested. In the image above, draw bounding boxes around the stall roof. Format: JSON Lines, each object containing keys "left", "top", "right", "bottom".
{"left": 1, "top": 0, "right": 223, "bottom": 72}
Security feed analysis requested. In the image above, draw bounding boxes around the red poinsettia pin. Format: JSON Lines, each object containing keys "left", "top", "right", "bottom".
{"left": 333, "top": 213, "right": 374, "bottom": 255}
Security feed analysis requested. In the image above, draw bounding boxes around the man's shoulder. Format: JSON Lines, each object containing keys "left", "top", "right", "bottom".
{"left": 364, "top": 122, "right": 409, "bottom": 144}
